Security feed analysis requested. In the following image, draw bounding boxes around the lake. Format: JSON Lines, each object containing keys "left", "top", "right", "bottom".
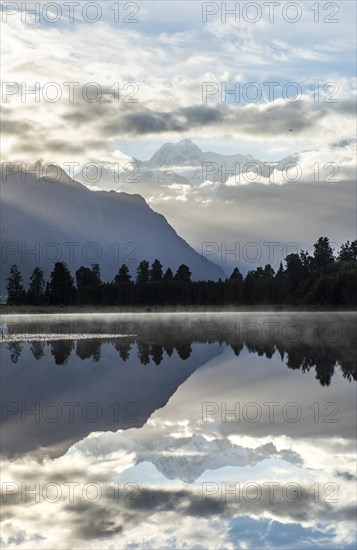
{"left": 1, "top": 312, "right": 356, "bottom": 549}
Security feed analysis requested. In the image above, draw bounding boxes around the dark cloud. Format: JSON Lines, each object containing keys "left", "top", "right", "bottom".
{"left": 1, "top": 118, "right": 37, "bottom": 135}
{"left": 4, "top": 94, "right": 355, "bottom": 161}
{"left": 180, "top": 104, "right": 224, "bottom": 125}
{"left": 62, "top": 111, "right": 89, "bottom": 126}
{"left": 52, "top": 485, "right": 357, "bottom": 541}
{"left": 335, "top": 471, "right": 357, "bottom": 482}
{"left": 65, "top": 501, "right": 124, "bottom": 540}
{"left": 106, "top": 109, "right": 184, "bottom": 135}
{"left": 331, "top": 137, "right": 357, "bottom": 148}
{"left": 88, "top": 99, "right": 353, "bottom": 138}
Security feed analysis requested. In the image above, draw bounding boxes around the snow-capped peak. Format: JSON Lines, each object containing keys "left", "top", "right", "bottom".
{"left": 148, "top": 139, "right": 204, "bottom": 167}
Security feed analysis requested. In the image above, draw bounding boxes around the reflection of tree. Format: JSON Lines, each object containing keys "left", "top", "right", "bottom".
{"left": 164, "top": 343, "right": 174, "bottom": 357}
{"left": 7, "top": 342, "right": 23, "bottom": 363}
{"left": 314, "top": 358, "right": 336, "bottom": 386}
{"left": 76, "top": 339, "right": 101, "bottom": 362}
{"left": 285, "top": 345, "right": 311, "bottom": 371}
{"left": 175, "top": 343, "right": 192, "bottom": 360}
{"left": 115, "top": 341, "right": 132, "bottom": 362}
{"left": 284, "top": 344, "right": 355, "bottom": 386}
{"left": 231, "top": 343, "right": 244, "bottom": 356}
{"left": 50, "top": 341, "right": 74, "bottom": 365}
{"left": 150, "top": 344, "right": 164, "bottom": 365}
{"left": 215, "top": 322, "right": 356, "bottom": 387}
{"left": 9, "top": 316, "right": 356, "bottom": 386}
{"left": 340, "top": 360, "right": 357, "bottom": 382}
{"left": 137, "top": 342, "right": 150, "bottom": 365}
{"left": 30, "top": 341, "right": 45, "bottom": 360}
{"left": 246, "top": 342, "right": 276, "bottom": 359}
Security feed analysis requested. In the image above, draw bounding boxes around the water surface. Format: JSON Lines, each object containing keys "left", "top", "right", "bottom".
{"left": 1, "top": 313, "right": 356, "bottom": 549}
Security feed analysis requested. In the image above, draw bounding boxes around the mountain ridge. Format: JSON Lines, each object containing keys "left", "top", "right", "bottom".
{"left": 0, "top": 169, "right": 225, "bottom": 294}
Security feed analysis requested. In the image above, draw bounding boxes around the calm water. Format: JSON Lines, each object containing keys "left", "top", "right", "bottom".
{"left": 1, "top": 312, "right": 356, "bottom": 549}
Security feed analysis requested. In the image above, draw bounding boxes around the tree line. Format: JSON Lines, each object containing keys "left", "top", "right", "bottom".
{"left": 5, "top": 237, "right": 357, "bottom": 307}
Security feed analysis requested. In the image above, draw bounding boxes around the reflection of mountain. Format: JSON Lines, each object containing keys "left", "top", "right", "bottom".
{"left": 78, "top": 433, "right": 301, "bottom": 484}
{"left": 148, "top": 436, "right": 290, "bottom": 484}
{"left": 0, "top": 340, "right": 223, "bottom": 457}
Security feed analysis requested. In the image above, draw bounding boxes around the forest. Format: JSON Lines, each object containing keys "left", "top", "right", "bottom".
{"left": 5, "top": 237, "right": 357, "bottom": 307}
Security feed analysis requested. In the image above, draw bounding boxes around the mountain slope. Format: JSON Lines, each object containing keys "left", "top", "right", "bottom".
{"left": 0, "top": 170, "right": 225, "bottom": 293}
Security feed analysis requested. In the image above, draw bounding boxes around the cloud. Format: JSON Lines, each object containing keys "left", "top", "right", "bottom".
{"left": 2, "top": 6, "right": 356, "bottom": 162}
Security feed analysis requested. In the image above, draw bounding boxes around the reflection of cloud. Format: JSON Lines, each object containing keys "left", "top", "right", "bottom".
{"left": 1, "top": 450, "right": 356, "bottom": 549}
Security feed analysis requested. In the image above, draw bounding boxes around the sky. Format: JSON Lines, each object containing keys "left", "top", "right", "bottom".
{"left": 2, "top": 0, "right": 356, "bottom": 161}
{"left": 1, "top": 0, "right": 356, "bottom": 271}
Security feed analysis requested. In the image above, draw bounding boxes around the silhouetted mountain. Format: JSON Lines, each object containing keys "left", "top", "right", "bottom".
{"left": 0, "top": 169, "right": 225, "bottom": 293}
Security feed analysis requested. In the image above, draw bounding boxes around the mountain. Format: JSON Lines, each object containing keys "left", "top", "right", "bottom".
{"left": 0, "top": 168, "right": 225, "bottom": 294}
{"left": 146, "top": 138, "right": 205, "bottom": 167}
{"left": 73, "top": 139, "right": 300, "bottom": 196}
{"left": 74, "top": 139, "right": 273, "bottom": 191}
{"left": 144, "top": 138, "right": 257, "bottom": 169}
